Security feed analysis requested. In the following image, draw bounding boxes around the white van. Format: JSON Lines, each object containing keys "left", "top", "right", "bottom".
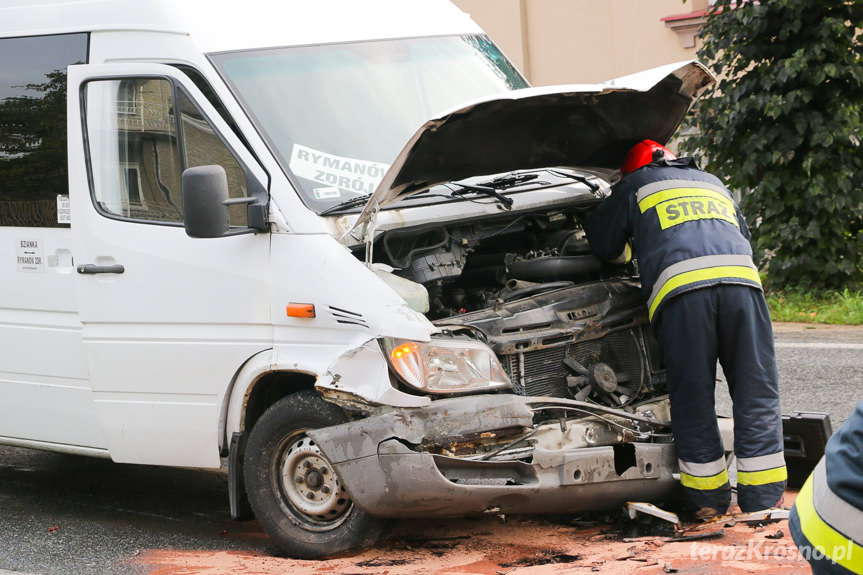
{"left": 0, "top": 0, "right": 716, "bottom": 558}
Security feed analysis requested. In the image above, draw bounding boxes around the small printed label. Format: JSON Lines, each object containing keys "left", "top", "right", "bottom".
{"left": 57, "top": 195, "right": 71, "bottom": 224}
{"left": 17, "top": 239, "right": 44, "bottom": 273}
{"left": 289, "top": 143, "right": 389, "bottom": 197}
{"left": 313, "top": 187, "right": 342, "bottom": 200}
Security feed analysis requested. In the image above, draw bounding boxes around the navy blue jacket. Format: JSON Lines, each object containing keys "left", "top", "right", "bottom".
{"left": 583, "top": 157, "right": 761, "bottom": 321}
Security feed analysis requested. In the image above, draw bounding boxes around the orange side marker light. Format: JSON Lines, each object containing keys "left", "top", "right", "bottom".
{"left": 286, "top": 303, "right": 316, "bottom": 318}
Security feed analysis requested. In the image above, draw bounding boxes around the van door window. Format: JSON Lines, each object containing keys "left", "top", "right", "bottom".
{"left": 83, "top": 77, "right": 248, "bottom": 226}
{"left": 0, "top": 33, "right": 88, "bottom": 228}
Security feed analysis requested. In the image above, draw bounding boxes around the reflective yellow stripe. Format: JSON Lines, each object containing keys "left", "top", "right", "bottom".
{"left": 638, "top": 187, "right": 733, "bottom": 213}
{"left": 680, "top": 469, "right": 729, "bottom": 491}
{"left": 737, "top": 465, "right": 788, "bottom": 486}
{"left": 648, "top": 265, "right": 762, "bottom": 320}
{"left": 610, "top": 242, "right": 632, "bottom": 265}
{"left": 796, "top": 472, "right": 863, "bottom": 572}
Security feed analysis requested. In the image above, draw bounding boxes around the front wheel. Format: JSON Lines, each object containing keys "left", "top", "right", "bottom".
{"left": 243, "top": 390, "right": 388, "bottom": 558}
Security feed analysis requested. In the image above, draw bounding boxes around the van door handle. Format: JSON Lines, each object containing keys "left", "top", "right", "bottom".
{"left": 77, "top": 264, "right": 125, "bottom": 274}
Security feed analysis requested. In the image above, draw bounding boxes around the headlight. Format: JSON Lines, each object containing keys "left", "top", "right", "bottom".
{"left": 382, "top": 337, "right": 512, "bottom": 394}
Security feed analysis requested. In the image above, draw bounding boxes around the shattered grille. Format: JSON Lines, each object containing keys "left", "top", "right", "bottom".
{"left": 503, "top": 329, "right": 651, "bottom": 398}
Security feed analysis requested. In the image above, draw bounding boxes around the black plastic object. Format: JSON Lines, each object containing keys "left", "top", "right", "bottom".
{"left": 76, "top": 264, "right": 124, "bottom": 274}
{"left": 182, "top": 165, "right": 231, "bottom": 238}
{"left": 782, "top": 411, "right": 833, "bottom": 489}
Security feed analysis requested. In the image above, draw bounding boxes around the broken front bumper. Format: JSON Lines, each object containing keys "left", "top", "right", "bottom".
{"left": 308, "top": 394, "right": 681, "bottom": 518}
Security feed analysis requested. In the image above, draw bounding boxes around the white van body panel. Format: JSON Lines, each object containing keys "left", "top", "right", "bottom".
{"left": 66, "top": 64, "right": 275, "bottom": 466}
{"left": 0, "top": 228, "right": 106, "bottom": 449}
{"left": 2, "top": 0, "right": 481, "bottom": 52}
{"left": 62, "top": 61, "right": 438, "bottom": 465}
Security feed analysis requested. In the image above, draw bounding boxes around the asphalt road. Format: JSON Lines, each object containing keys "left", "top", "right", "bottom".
{"left": 0, "top": 451, "right": 274, "bottom": 575}
{"left": 1, "top": 322, "right": 861, "bottom": 575}
{"left": 715, "top": 322, "right": 863, "bottom": 428}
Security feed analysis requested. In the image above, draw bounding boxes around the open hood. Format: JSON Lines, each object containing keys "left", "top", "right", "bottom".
{"left": 350, "top": 60, "right": 714, "bottom": 231}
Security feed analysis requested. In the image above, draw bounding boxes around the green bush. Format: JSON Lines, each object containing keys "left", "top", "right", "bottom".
{"left": 684, "top": 0, "right": 863, "bottom": 290}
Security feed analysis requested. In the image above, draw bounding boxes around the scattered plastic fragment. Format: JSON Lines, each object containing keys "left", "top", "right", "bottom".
{"left": 672, "top": 528, "right": 725, "bottom": 542}
{"left": 625, "top": 502, "right": 680, "bottom": 526}
{"left": 737, "top": 508, "right": 790, "bottom": 522}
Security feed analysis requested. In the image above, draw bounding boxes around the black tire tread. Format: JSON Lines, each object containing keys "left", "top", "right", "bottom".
{"left": 243, "top": 390, "right": 387, "bottom": 558}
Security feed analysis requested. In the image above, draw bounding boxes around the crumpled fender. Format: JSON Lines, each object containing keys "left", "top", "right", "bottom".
{"left": 315, "top": 338, "right": 430, "bottom": 408}
{"left": 223, "top": 337, "right": 429, "bottom": 440}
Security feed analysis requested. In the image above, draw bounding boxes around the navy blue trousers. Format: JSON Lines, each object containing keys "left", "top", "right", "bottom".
{"left": 655, "top": 285, "right": 785, "bottom": 513}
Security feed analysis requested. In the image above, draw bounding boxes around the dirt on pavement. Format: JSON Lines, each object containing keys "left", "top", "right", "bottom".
{"left": 772, "top": 321, "right": 863, "bottom": 341}
{"left": 134, "top": 491, "right": 812, "bottom": 575}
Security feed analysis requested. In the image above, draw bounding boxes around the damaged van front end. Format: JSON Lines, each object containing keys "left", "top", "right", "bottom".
{"left": 309, "top": 392, "right": 677, "bottom": 518}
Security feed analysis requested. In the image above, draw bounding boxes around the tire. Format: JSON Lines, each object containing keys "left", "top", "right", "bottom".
{"left": 243, "top": 390, "right": 388, "bottom": 559}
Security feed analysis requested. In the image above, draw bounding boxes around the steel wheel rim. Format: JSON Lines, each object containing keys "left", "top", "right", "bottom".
{"left": 276, "top": 432, "right": 352, "bottom": 530}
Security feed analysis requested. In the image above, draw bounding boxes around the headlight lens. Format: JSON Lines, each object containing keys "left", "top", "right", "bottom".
{"left": 383, "top": 337, "right": 512, "bottom": 394}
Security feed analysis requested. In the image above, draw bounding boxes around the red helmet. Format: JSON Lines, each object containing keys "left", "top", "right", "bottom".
{"left": 620, "top": 140, "right": 676, "bottom": 176}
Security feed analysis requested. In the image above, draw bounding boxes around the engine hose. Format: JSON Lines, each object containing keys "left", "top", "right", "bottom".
{"left": 499, "top": 280, "right": 573, "bottom": 302}
{"left": 458, "top": 265, "right": 507, "bottom": 287}
{"left": 508, "top": 254, "right": 603, "bottom": 282}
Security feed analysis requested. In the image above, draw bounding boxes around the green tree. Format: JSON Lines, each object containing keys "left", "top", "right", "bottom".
{"left": 683, "top": 0, "right": 863, "bottom": 290}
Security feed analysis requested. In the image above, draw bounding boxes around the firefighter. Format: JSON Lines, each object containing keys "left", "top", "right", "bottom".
{"left": 583, "top": 140, "right": 786, "bottom": 517}
{"left": 789, "top": 401, "right": 863, "bottom": 574}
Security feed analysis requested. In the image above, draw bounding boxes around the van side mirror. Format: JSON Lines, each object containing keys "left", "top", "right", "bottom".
{"left": 182, "top": 165, "right": 233, "bottom": 238}
{"left": 183, "top": 165, "right": 268, "bottom": 238}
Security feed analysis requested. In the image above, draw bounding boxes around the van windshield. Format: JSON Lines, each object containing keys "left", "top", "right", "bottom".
{"left": 211, "top": 35, "right": 527, "bottom": 212}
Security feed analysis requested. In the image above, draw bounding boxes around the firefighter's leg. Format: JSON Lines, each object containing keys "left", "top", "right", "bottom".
{"left": 656, "top": 289, "right": 731, "bottom": 516}
{"left": 717, "top": 285, "right": 787, "bottom": 512}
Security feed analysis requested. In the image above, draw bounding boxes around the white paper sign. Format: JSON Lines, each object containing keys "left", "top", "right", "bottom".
{"left": 17, "top": 239, "right": 44, "bottom": 273}
{"left": 57, "top": 195, "right": 71, "bottom": 224}
{"left": 289, "top": 144, "right": 390, "bottom": 197}
{"left": 313, "top": 187, "right": 341, "bottom": 200}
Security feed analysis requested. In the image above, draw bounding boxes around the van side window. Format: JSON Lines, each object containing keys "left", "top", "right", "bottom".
{"left": 177, "top": 90, "right": 248, "bottom": 225}
{"left": 0, "top": 33, "right": 88, "bottom": 227}
{"left": 83, "top": 77, "right": 248, "bottom": 226}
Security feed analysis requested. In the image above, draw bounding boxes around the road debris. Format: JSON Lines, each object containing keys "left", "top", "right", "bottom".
{"left": 625, "top": 502, "right": 680, "bottom": 527}
{"left": 698, "top": 507, "right": 790, "bottom": 528}
{"left": 672, "top": 527, "right": 725, "bottom": 542}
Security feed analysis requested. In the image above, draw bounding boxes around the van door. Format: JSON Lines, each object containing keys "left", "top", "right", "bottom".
{"left": 67, "top": 64, "right": 272, "bottom": 467}
{"left": 0, "top": 33, "right": 102, "bottom": 450}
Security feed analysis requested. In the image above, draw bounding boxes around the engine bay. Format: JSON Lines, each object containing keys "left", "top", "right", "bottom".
{"left": 364, "top": 178, "right": 667, "bottom": 409}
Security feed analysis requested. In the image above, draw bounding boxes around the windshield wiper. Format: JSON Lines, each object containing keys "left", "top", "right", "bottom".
{"left": 448, "top": 181, "right": 515, "bottom": 209}
{"left": 319, "top": 194, "right": 372, "bottom": 215}
{"left": 477, "top": 173, "right": 539, "bottom": 189}
{"left": 546, "top": 169, "right": 601, "bottom": 192}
